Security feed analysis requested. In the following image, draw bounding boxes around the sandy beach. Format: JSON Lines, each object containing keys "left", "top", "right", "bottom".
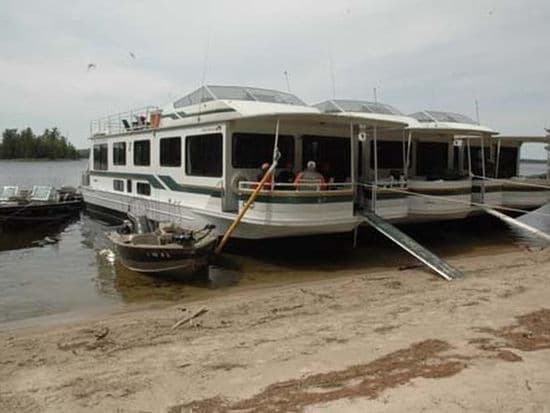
{"left": 2, "top": 245, "right": 550, "bottom": 412}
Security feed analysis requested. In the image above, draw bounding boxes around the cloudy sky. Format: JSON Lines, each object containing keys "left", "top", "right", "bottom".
{"left": 1, "top": 0, "right": 549, "bottom": 156}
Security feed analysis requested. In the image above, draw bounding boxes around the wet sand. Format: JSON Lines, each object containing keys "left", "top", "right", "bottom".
{"left": 2, "top": 244, "right": 550, "bottom": 412}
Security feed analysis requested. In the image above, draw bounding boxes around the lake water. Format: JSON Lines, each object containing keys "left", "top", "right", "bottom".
{"left": 0, "top": 160, "right": 548, "bottom": 327}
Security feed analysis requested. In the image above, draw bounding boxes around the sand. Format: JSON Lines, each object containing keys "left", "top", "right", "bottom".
{"left": 2, "top": 246, "right": 550, "bottom": 412}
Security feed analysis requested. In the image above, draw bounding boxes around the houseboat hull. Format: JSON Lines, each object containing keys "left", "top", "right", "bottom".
{"left": 407, "top": 179, "right": 472, "bottom": 221}
{"left": 0, "top": 200, "right": 83, "bottom": 226}
{"left": 82, "top": 186, "right": 361, "bottom": 239}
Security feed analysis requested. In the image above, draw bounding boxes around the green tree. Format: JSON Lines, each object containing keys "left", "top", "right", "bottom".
{"left": 0, "top": 127, "right": 81, "bottom": 160}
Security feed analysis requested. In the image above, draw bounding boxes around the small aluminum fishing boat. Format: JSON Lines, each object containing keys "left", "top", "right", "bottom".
{"left": 0, "top": 185, "right": 83, "bottom": 225}
{"left": 107, "top": 217, "right": 217, "bottom": 279}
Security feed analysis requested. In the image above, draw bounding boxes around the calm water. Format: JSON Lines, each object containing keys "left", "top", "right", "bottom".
{"left": 0, "top": 160, "right": 547, "bottom": 326}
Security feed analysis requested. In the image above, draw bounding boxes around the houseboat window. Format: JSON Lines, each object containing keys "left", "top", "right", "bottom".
{"left": 497, "top": 147, "right": 519, "bottom": 178}
{"left": 137, "top": 182, "right": 151, "bottom": 196}
{"left": 302, "top": 135, "right": 350, "bottom": 182}
{"left": 160, "top": 137, "right": 181, "bottom": 167}
{"left": 232, "top": 133, "right": 294, "bottom": 168}
{"left": 127, "top": 179, "right": 132, "bottom": 193}
{"left": 416, "top": 142, "right": 448, "bottom": 177}
{"left": 113, "top": 142, "right": 126, "bottom": 165}
{"left": 186, "top": 133, "right": 222, "bottom": 177}
{"left": 369, "top": 141, "right": 404, "bottom": 169}
{"left": 93, "top": 144, "right": 108, "bottom": 170}
{"left": 134, "top": 140, "right": 150, "bottom": 166}
{"left": 113, "top": 179, "right": 124, "bottom": 192}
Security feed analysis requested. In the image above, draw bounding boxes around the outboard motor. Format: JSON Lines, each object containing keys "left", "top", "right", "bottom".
{"left": 127, "top": 212, "right": 153, "bottom": 234}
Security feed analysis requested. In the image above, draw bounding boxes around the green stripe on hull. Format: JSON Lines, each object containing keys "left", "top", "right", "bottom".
{"left": 90, "top": 171, "right": 165, "bottom": 189}
{"left": 161, "top": 108, "right": 236, "bottom": 119}
{"left": 502, "top": 185, "right": 550, "bottom": 192}
{"left": 158, "top": 175, "right": 222, "bottom": 197}
{"left": 471, "top": 186, "right": 502, "bottom": 193}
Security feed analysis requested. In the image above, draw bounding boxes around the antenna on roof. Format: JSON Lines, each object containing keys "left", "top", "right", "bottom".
{"left": 329, "top": 54, "right": 336, "bottom": 99}
{"left": 475, "top": 99, "right": 480, "bottom": 124}
{"left": 198, "top": 1, "right": 213, "bottom": 122}
{"left": 284, "top": 70, "right": 291, "bottom": 93}
{"left": 373, "top": 87, "right": 378, "bottom": 103}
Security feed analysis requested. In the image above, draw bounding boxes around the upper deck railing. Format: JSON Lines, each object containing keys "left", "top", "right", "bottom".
{"left": 238, "top": 181, "right": 353, "bottom": 193}
{"left": 90, "top": 106, "right": 160, "bottom": 137}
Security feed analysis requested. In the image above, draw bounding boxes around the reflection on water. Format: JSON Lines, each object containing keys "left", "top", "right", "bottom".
{"left": 0, "top": 211, "right": 540, "bottom": 325}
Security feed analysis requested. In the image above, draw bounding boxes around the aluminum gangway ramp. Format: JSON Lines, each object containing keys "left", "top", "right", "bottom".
{"left": 361, "top": 211, "right": 463, "bottom": 281}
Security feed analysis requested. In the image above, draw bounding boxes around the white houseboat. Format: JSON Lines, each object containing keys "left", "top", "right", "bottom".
{"left": 315, "top": 101, "right": 499, "bottom": 222}
{"left": 81, "top": 86, "right": 406, "bottom": 239}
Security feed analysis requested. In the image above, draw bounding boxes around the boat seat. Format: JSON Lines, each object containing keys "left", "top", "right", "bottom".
{"left": 0, "top": 186, "right": 19, "bottom": 201}
{"left": 158, "top": 221, "right": 179, "bottom": 234}
{"left": 131, "top": 233, "right": 161, "bottom": 246}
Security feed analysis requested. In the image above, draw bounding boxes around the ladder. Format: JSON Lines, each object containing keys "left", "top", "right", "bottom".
{"left": 360, "top": 211, "right": 463, "bottom": 281}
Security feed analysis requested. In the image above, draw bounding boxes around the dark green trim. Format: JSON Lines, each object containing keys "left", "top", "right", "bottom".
{"left": 158, "top": 175, "right": 222, "bottom": 197}
{"left": 90, "top": 171, "right": 165, "bottom": 189}
{"left": 161, "top": 108, "right": 236, "bottom": 120}
{"left": 179, "top": 108, "right": 236, "bottom": 118}
{"left": 408, "top": 188, "right": 471, "bottom": 196}
{"left": 472, "top": 185, "right": 502, "bottom": 193}
{"left": 239, "top": 193, "right": 352, "bottom": 204}
{"left": 502, "top": 185, "right": 550, "bottom": 192}
{"left": 363, "top": 190, "right": 408, "bottom": 200}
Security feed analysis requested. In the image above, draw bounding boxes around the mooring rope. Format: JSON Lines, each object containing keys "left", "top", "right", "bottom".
{"left": 470, "top": 174, "right": 550, "bottom": 190}
{"left": 359, "top": 182, "right": 550, "bottom": 219}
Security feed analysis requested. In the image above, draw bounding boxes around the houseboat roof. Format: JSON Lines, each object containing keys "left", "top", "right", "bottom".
{"left": 408, "top": 110, "right": 498, "bottom": 135}
{"left": 173, "top": 85, "right": 307, "bottom": 107}
{"left": 314, "top": 99, "right": 418, "bottom": 129}
{"left": 160, "top": 87, "right": 408, "bottom": 129}
{"left": 495, "top": 135, "right": 550, "bottom": 143}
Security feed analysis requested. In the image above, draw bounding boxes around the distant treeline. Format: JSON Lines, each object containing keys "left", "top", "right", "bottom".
{"left": 0, "top": 128, "right": 80, "bottom": 160}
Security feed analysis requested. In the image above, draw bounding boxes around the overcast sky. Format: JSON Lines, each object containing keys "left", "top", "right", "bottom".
{"left": 1, "top": 0, "right": 549, "bottom": 156}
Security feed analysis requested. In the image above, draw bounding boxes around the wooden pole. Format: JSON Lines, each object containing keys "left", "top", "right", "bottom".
{"left": 215, "top": 160, "right": 278, "bottom": 254}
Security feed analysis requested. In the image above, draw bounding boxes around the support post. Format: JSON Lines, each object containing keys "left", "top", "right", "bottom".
{"left": 480, "top": 135, "right": 486, "bottom": 203}
{"left": 405, "top": 130, "right": 412, "bottom": 181}
{"left": 495, "top": 138, "right": 501, "bottom": 178}
{"left": 372, "top": 124, "right": 378, "bottom": 212}
{"left": 467, "top": 138, "right": 472, "bottom": 177}
{"left": 350, "top": 122, "right": 356, "bottom": 200}
{"left": 271, "top": 119, "right": 280, "bottom": 188}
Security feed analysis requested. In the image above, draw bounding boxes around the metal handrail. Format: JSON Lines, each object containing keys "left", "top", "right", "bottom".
{"left": 90, "top": 106, "right": 160, "bottom": 136}
{"left": 238, "top": 181, "right": 353, "bottom": 192}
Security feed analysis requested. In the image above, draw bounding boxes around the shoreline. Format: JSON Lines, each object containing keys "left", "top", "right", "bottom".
{"left": 2, "top": 246, "right": 550, "bottom": 411}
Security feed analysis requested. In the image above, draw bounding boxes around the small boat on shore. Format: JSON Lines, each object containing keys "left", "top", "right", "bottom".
{"left": 0, "top": 185, "right": 83, "bottom": 226}
{"left": 107, "top": 217, "right": 218, "bottom": 279}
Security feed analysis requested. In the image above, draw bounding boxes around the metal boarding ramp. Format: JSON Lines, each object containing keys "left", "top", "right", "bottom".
{"left": 360, "top": 211, "right": 463, "bottom": 281}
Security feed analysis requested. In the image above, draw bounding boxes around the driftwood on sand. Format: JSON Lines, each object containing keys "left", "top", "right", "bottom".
{"left": 171, "top": 306, "right": 209, "bottom": 330}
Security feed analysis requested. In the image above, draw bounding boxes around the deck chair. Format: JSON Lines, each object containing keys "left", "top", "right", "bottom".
{"left": 122, "top": 119, "right": 131, "bottom": 130}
